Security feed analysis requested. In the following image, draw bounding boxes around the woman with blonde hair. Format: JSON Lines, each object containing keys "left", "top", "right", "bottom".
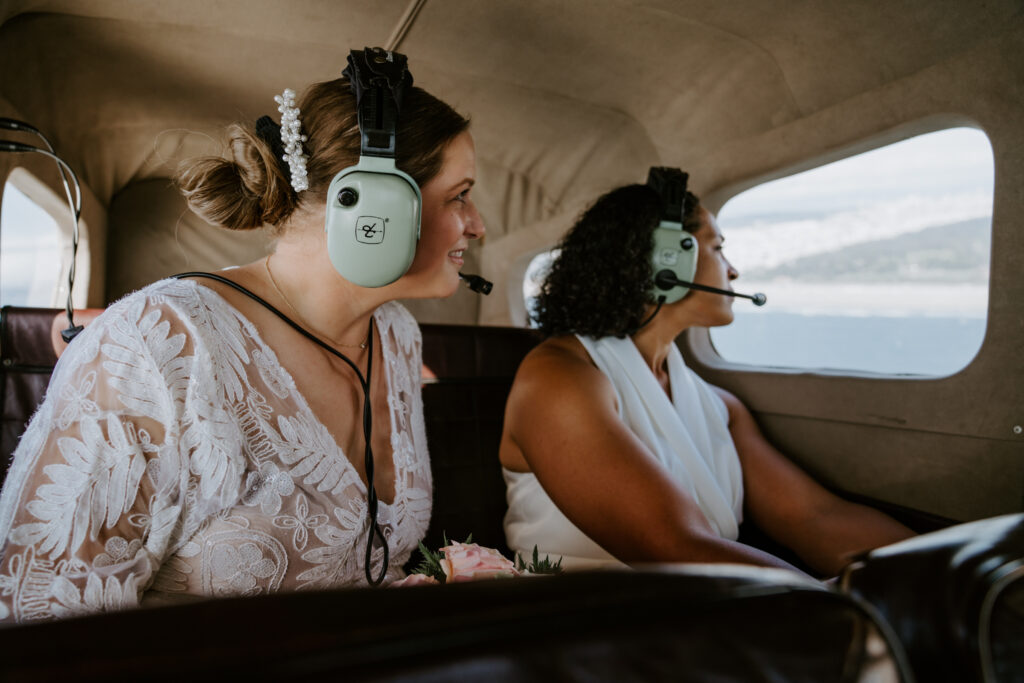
{"left": 0, "top": 49, "right": 484, "bottom": 621}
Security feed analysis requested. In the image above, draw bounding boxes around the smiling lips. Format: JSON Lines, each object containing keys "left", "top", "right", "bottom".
{"left": 448, "top": 249, "right": 465, "bottom": 266}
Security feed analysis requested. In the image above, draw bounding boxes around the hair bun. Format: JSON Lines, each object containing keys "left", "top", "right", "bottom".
{"left": 176, "top": 123, "right": 296, "bottom": 232}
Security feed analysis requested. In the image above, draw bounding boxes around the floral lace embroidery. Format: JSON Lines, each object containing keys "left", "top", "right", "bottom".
{"left": 272, "top": 494, "right": 328, "bottom": 551}
{"left": 243, "top": 462, "right": 296, "bottom": 515}
{"left": 203, "top": 529, "right": 286, "bottom": 597}
{"left": 0, "top": 279, "right": 431, "bottom": 622}
{"left": 94, "top": 537, "right": 145, "bottom": 568}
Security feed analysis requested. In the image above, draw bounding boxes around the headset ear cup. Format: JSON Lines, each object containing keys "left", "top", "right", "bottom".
{"left": 679, "top": 233, "right": 698, "bottom": 284}
{"left": 649, "top": 224, "right": 698, "bottom": 304}
{"left": 331, "top": 48, "right": 421, "bottom": 289}
{"left": 325, "top": 157, "right": 422, "bottom": 287}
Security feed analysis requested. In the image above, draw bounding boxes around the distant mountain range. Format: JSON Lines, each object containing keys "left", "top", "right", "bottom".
{"left": 745, "top": 217, "right": 990, "bottom": 283}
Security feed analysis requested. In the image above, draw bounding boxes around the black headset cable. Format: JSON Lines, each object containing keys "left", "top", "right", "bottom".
{"left": 172, "top": 271, "right": 390, "bottom": 586}
{"left": 636, "top": 295, "right": 666, "bottom": 330}
{"left": 0, "top": 126, "right": 83, "bottom": 340}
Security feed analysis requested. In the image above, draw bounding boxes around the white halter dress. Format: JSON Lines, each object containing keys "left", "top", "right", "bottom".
{"left": 503, "top": 334, "right": 744, "bottom": 570}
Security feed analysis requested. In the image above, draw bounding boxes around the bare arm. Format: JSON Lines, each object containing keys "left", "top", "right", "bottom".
{"left": 502, "top": 339, "right": 806, "bottom": 574}
{"left": 713, "top": 387, "right": 915, "bottom": 576}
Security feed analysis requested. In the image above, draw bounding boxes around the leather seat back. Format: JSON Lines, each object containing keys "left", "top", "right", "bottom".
{"left": 0, "top": 306, "right": 59, "bottom": 476}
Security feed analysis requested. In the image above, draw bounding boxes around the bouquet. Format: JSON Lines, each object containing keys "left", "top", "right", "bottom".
{"left": 391, "top": 535, "right": 563, "bottom": 587}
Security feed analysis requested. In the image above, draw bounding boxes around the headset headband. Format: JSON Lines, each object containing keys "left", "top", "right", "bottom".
{"left": 343, "top": 47, "right": 414, "bottom": 158}
{"left": 646, "top": 166, "right": 689, "bottom": 225}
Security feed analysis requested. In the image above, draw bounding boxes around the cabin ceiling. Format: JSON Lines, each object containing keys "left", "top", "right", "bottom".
{"left": 2, "top": 0, "right": 1020, "bottom": 235}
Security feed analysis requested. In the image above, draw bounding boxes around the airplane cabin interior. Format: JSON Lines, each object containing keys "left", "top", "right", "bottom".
{"left": 0, "top": 1, "right": 1021, "bottom": 681}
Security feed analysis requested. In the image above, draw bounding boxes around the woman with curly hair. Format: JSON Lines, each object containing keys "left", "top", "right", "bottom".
{"left": 499, "top": 177, "right": 911, "bottom": 576}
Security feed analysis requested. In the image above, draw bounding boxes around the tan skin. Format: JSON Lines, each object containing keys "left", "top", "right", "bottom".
{"left": 193, "top": 131, "right": 484, "bottom": 504}
{"left": 499, "top": 206, "right": 912, "bottom": 577}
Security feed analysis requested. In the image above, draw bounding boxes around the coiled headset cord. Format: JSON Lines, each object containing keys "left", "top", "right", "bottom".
{"left": 173, "top": 272, "right": 390, "bottom": 586}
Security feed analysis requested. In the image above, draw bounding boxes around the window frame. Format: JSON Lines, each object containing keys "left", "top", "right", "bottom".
{"left": 2, "top": 166, "right": 90, "bottom": 309}
{"left": 689, "top": 120, "right": 994, "bottom": 381}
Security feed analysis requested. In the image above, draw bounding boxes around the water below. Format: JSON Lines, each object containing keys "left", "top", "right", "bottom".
{"left": 710, "top": 312, "right": 987, "bottom": 377}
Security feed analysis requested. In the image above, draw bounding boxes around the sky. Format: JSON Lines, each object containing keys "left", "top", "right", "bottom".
{"left": 0, "top": 183, "right": 63, "bottom": 305}
{"left": 717, "top": 127, "right": 995, "bottom": 274}
{"left": 721, "top": 127, "right": 994, "bottom": 220}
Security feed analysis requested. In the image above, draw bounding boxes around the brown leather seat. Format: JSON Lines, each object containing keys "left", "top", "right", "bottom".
{"left": 418, "top": 323, "right": 542, "bottom": 559}
{"left": 0, "top": 306, "right": 60, "bottom": 475}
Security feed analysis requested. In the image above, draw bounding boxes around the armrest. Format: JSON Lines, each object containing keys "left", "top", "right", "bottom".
{"left": 842, "top": 513, "right": 1024, "bottom": 683}
{"left": 0, "top": 567, "right": 909, "bottom": 681}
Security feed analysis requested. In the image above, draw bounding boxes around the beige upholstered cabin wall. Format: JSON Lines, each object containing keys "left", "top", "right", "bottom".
{"left": 104, "top": 180, "right": 271, "bottom": 301}
{"left": 685, "top": 21, "right": 1024, "bottom": 522}
{"left": 0, "top": 4, "right": 412, "bottom": 304}
{"left": 478, "top": 202, "right": 593, "bottom": 327}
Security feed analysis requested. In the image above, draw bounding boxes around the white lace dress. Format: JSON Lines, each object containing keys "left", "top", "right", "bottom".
{"left": 0, "top": 278, "right": 432, "bottom": 622}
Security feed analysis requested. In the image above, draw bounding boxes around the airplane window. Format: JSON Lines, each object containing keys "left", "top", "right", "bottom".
{"left": 523, "top": 248, "right": 559, "bottom": 326}
{"left": 711, "top": 127, "right": 993, "bottom": 376}
{"left": 1, "top": 178, "right": 63, "bottom": 307}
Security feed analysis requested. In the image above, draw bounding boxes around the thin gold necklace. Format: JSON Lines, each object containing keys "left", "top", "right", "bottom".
{"left": 264, "top": 255, "right": 370, "bottom": 350}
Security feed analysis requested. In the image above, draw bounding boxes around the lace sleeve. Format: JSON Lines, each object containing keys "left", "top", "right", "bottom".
{"left": 0, "top": 293, "right": 198, "bottom": 622}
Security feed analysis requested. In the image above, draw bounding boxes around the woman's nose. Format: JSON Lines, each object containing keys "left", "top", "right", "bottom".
{"left": 465, "top": 201, "right": 486, "bottom": 240}
{"left": 727, "top": 259, "right": 739, "bottom": 280}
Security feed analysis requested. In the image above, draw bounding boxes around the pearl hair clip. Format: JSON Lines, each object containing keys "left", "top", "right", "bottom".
{"left": 273, "top": 88, "right": 309, "bottom": 192}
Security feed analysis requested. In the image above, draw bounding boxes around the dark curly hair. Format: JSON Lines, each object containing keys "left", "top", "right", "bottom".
{"left": 531, "top": 183, "right": 701, "bottom": 338}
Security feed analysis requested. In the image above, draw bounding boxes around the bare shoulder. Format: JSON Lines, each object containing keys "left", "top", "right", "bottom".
{"left": 517, "top": 335, "right": 593, "bottom": 377}
{"left": 501, "top": 335, "right": 620, "bottom": 469}
{"left": 710, "top": 384, "right": 746, "bottom": 422}
{"left": 510, "top": 335, "right": 615, "bottom": 410}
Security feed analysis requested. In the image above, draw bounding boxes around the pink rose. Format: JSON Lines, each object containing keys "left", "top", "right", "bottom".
{"left": 390, "top": 573, "right": 440, "bottom": 587}
{"left": 440, "top": 542, "right": 519, "bottom": 583}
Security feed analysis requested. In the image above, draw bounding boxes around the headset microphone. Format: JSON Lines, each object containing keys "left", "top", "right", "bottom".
{"left": 458, "top": 272, "right": 492, "bottom": 295}
{"left": 653, "top": 270, "right": 765, "bottom": 306}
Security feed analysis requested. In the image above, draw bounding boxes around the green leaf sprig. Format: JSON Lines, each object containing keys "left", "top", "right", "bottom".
{"left": 515, "top": 546, "right": 564, "bottom": 575}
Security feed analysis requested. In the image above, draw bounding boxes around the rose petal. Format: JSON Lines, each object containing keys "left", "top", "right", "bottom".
{"left": 441, "top": 542, "right": 519, "bottom": 581}
{"left": 390, "top": 573, "right": 440, "bottom": 587}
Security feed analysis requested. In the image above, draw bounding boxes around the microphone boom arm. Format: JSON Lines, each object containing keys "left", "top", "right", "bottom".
{"left": 459, "top": 272, "right": 492, "bottom": 295}
{"left": 654, "top": 270, "right": 766, "bottom": 306}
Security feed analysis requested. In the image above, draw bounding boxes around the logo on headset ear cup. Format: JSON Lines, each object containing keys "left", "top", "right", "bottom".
{"left": 325, "top": 156, "right": 421, "bottom": 287}
{"left": 356, "top": 216, "right": 386, "bottom": 244}
{"left": 649, "top": 222, "right": 698, "bottom": 304}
